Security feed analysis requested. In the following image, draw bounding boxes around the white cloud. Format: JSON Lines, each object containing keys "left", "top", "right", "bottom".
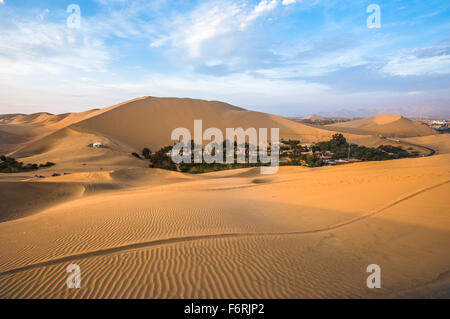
{"left": 241, "top": 0, "right": 278, "bottom": 29}
{"left": 0, "top": 20, "right": 110, "bottom": 76}
{"left": 141, "top": 73, "right": 328, "bottom": 101}
{"left": 407, "top": 91, "right": 424, "bottom": 95}
{"left": 282, "top": 0, "right": 297, "bottom": 5}
{"left": 0, "top": 69, "right": 329, "bottom": 114}
{"left": 181, "top": 2, "right": 242, "bottom": 57}
{"left": 382, "top": 47, "right": 450, "bottom": 76}
{"left": 151, "top": 0, "right": 281, "bottom": 58}
{"left": 150, "top": 36, "right": 169, "bottom": 48}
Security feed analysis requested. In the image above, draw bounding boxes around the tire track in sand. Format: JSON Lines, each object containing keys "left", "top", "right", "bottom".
{"left": 1, "top": 179, "right": 448, "bottom": 277}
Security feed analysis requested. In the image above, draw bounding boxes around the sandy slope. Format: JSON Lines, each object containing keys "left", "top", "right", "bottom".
{"left": 0, "top": 98, "right": 146, "bottom": 156}
{"left": 9, "top": 97, "right": 429, "bottom": 167}
{"left": 0, "top": 182, "right": 85, "bottom": 222}
{"left": 402, "top": 134, "right": 450, "bottom": 155}
{"left": 0, "top": 128, "right": 28, "bottom": 154}
{"left": 0, "top": 109, "right": 107, "bottom": 155}
{"left": 70, "top": 97, "right": 338, "bottom": 151}
{"left": 0, "top": 110, "right": 101, "bottom": 129}
{"left": 0, "top": 123, "right": 53, "bottom": 155}
{"left": 9, "top": 126, "right": 147, "bottom": 174}
{"left": 6, "top": 96, "right": 340, "bottom": 166}
{"left": 0, "top": 99, "right": 448, "bottom": 298}
{"left": 7, "top": 97, "right": 341, "bottom": 168}
{"left": 326, "top": 113, "right": 437, "bottom": 137}
{"left": 0, "top": 150, "right": 448, "bottom": 298}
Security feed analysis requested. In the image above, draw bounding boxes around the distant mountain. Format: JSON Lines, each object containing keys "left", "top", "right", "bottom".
{"left": 300, "top": 114, "right": 327, "bottom": 121}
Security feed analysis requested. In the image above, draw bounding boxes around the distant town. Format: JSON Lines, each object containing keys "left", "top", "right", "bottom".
{"left": 418, "top": 119, "right": 450, "bottom": 133}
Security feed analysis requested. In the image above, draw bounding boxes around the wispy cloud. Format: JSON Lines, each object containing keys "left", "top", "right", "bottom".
{"left": 150, "top": 0, "right": 282, "bottom": 58}
{"left": 282, "top": 0, "right": 297, "bottom": 6}
{"left": 0, "top": 20, "right": 110, "bottom": 75}
{"left": 240, "top": 0, "right": 278, "bottom": 29}
{"left": 382, "top": 46, "right": 450, "bottom": 76}
{"left": 0, "top": 0, "right": 449, "bottom": 116}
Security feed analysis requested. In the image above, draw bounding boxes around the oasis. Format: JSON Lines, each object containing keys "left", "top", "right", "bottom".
{"left": 171, "top": 120, "right": 279, "bottom": 175}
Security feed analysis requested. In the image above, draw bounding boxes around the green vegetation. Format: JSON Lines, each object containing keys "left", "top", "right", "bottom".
{"left": 295, "top": 118, "right": 351, "bottom": 126}
{"left": 312, "top": 134, "right": 414, "bottom": 161}
{"left": 149, "top": 146, "right": 177, "bottom": 171}
{"left": 0, "top": 155, "right": 55, "bottom": 173}
{"left": 141, "top": 148, "right": 152, "bottom": 159}
{"left": 131, "top": 152, "right": 142, "bottom": 160}
{"left": 279, "top": 133, "right": 416, "bottom": 167}
{"left": 176, "top": 140, "right": 270, "bottom": 173}
{"left": 282, "top": 139, "right": 301, "bottom": 148}
{"left": 40, "top": 161, "right": 56, "bottom": 168}
{"left": 295, "top": 154, "right": 325, "bottom": 167}
{"left": 135, "top": 142, "right": 270, "bottom": 174}
{"left": 179, "top": 162, "right": 268, "bottom": 174}
{"left": 132, "top": 147, "right": 177, "bottom": 170}
{"left": 134, "top": 133, "right": 417, "bottom": 174}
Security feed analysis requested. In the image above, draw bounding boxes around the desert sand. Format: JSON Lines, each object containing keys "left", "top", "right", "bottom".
{"left": 0, "top": 97, "right": 448, "bottom": 298}
{"left": 325, "top": 113, "right": 437, "bottom": 138}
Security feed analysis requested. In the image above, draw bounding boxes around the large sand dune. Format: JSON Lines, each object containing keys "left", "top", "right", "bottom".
{"left": 10, "top": 97, "right": 427, "bottom": 167}
{"left": 325, "top": 113, "right": 437, "bottom": 137}
{"left": 10, "top": 126, "right": 144, "bottom": 172}
{"left": 0, "top": 182, "right": 85, "bottom": 223}
{"left": 0, "top": 109, "right": 107, "bottom": 155}
{"left": 0, "top": 98, "right": 448, "bottom": 299}
{"left": 0, "top": 123, "right": 54, "bottom": 155}
{"left": 70, "top": 97, "right": 337, "bottom": 151}
{"left": 7, "top": 96, "right": 341, "bottom": 166}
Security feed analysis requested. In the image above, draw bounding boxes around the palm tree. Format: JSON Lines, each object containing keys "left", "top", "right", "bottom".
{"left": 142, "top": 148, "right": 152, "bottom": 159}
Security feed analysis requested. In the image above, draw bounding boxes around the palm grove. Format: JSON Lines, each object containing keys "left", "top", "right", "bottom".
{"left": 132, "top": 134, "right": 416, "bottom": 173}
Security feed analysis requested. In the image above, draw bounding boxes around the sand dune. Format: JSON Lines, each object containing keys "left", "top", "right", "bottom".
{"left": 70, "top": 97, "right": 337, "bottom": 151}
{"left": 0, "top": 182, "right": 85, "bottom": 222}
{"left": 326, "top": 113, "right": 437, "bottom": 137}
{"left": 0, "top": 110, "right": 101, "bottom": 129}
{"left": 11, "top": 97, "right": 427, "bottom": 166}
{"left": 0, "top": 98, "right": 449, "bottom": 299}
{"left": 402, "top": 134, "right": 450, "bottom": 155}
{"left": 8, "top": 96, "right": 342, "bottom": 165}
{"left": 1, "top": 107, "right": 117, "bottom": 155}
{"left": 10, "top": 127, "right": 145, "bottom": 172}
{"left": 0, "top": 123, "right": 54, "bottom": 155}
{"left": 0, "top": 151, "right": 448, "bottom": 298}
{"left": 0, "top": 128, "right": 29, "bottom": 154}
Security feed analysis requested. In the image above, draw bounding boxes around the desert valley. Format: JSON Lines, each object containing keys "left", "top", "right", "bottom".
{"left": 0, "top": 96, "right": 448, "bottom": 298}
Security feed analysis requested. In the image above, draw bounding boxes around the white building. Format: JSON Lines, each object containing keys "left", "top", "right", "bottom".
{"left": 93, "top": 142, "right": 105, "bottom": 148}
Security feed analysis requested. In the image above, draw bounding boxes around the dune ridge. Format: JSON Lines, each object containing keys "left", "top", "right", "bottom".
{"left": 0, "top": 97, "right": 449, "bottom": 299}
{"left": 8, "top": 97, "right": 426, "bottom": 167}
{"left": 326, "top": 113, "right": 437, "bottom": 137}
{"left": 70, "top": 97, "right": 337, "bottom": 151}
{"left": 2, "top": 177, "right": 448, "bottom": 279}
{"left": 0, "top": 148, "right": 449, "bottom": 298}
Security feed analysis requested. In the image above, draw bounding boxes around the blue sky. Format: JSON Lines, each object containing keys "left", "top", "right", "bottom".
{"left": 0, "top": 0, "right": 449, "bottom": 117}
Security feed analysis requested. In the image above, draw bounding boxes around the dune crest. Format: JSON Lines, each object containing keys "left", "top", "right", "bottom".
{"left": 326, "top": 113, "right": 436, "bottom": 137}
{"left": 7, "top": 97, "right": 341, "bottom": 164}
{"left": 71, "top": 96, "right": 336, "bottom": 151}
{"left": 372, "top": 113, "right": 402, "bottom": 125}
{"left": 1, "top": 97, "right": 449, "bottom": 299}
